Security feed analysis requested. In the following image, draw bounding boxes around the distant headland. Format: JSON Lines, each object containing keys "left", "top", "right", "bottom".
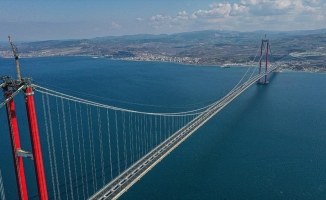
{"left": 0, "top": 29, "right": 325, "bottom": 73}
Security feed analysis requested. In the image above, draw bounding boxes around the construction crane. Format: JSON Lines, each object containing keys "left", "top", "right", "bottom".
{"left": 8, "top": 35, "right": 21, "bottom": 81}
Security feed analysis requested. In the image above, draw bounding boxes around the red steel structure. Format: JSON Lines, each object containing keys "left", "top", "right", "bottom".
{"left": 2, "top": 36, "right": 49, "bottom": 199}
{"left": 24, "top": 85, "right": 48, "bottom": 200}
{"left": 2, "top": 80, "right": 49, "bottom": 200}
{"left": 3, "top": 85, "right": 29, "bottom": 200}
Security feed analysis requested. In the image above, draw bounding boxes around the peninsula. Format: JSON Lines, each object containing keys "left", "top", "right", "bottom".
{"left": 0, "top": 29, "right": 325, "bottom": 72}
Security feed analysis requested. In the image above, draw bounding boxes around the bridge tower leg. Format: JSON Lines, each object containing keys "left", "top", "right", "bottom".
{"left": 3, "top": 36, "right": 48, "bottom": 199}
{"left": 257, "top": 39, "right": 270, "bottom": 84}
{"left": 258, "top": 40, "right": 264, "bottom": 76}
{"left": 2, "top": 84, "right": 29, "bottom": 200}
{"left": 264, "top": 41, "right": 269, "bottom": 84}
{"left": 24, "top": 82, "right": 48, "bottom": 200}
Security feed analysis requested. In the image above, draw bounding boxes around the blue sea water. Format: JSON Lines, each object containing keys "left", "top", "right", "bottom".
{"left": 0, "top": 57, "right": 326, "bottom": 199}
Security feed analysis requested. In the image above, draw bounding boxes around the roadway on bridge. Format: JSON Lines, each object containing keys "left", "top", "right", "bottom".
{"left": 89, "top": 64, "right": 279, "bottom": 200}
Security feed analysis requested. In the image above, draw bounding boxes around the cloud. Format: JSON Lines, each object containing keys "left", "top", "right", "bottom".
{"left": 194, "top": 3, "right": 232, "bottom": 18}
{"left": 174, "top": 11, "right": 196, "bottom": 21}
{"left": 150, "top": 15, "right": 172, "bottom": 21}
{"left": 111, "top": 22, "right": 121, "bottom": 28}
{"left": 136, "top": 18, "right": 143, "bottom": 21}
{"left": 248, "top": 0, "right": 322, "bottom": 16}
{"left": 149, "top": 15, "right": 175, "bottom": 30}
{"left": 240, "top": 0, "right": 260, "bottom": 5}
{"left": 304, "top": 0, "right": 321, "bottom": 4}
{"left": 178, "top": 11, "right": 188, "bottom": 16}
{"left": 147, "top": 0, "right": 326, "bottom": 32}
{"left": 300, "top": 5, "right": 319, "bottom": 14}
{"left": 230, "top": 3, "right": 249, "bottom": 16}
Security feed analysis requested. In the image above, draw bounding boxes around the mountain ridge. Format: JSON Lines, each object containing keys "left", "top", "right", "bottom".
{"left": 0, "top": 29, "right": 325, "bottom": 72}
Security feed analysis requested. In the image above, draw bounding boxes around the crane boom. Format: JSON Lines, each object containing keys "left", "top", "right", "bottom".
{"left": 8, "top": 35, "right": 21, "bottom": 81}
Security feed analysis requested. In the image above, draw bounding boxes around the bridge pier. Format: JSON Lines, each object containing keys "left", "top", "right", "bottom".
{"left": 257, "top": 80, "right": 269, "bottom": 85}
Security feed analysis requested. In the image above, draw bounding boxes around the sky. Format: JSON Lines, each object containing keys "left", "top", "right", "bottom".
{"left": 1, "top": 0, "right": 326, "bottom": 41}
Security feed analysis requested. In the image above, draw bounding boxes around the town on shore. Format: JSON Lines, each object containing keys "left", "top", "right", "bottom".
{"left": 0, "top": 29, "right": 325, "bottom": 73}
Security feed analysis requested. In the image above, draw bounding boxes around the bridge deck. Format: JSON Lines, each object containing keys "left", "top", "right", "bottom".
{"left": 89, "top": 64, "right": 279, "bottom": 200}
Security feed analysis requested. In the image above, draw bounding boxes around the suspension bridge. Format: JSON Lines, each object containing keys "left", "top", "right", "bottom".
{"left": 0, "top": 38, "right": 279, "bottom": 200}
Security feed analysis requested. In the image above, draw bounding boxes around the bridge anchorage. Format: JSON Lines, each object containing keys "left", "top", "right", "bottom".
{"left": 257, "top": 38, "right": 271, "bottom": 84}
{"left": 1, "top": 36, "right": 279, "bottom": 200}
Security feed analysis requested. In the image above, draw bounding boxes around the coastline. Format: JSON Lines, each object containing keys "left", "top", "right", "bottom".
{"left": 1, "top": 55, "right": 325, "bottom": 74}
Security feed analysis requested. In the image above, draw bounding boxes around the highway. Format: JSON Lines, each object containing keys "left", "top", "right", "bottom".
{"left": 89, "top": 64, "right": 280, "bottom": 200}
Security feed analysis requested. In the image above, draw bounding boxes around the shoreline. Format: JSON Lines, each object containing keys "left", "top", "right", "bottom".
{"left": 1, "top": 55, "right": 325, "bottom": 74}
